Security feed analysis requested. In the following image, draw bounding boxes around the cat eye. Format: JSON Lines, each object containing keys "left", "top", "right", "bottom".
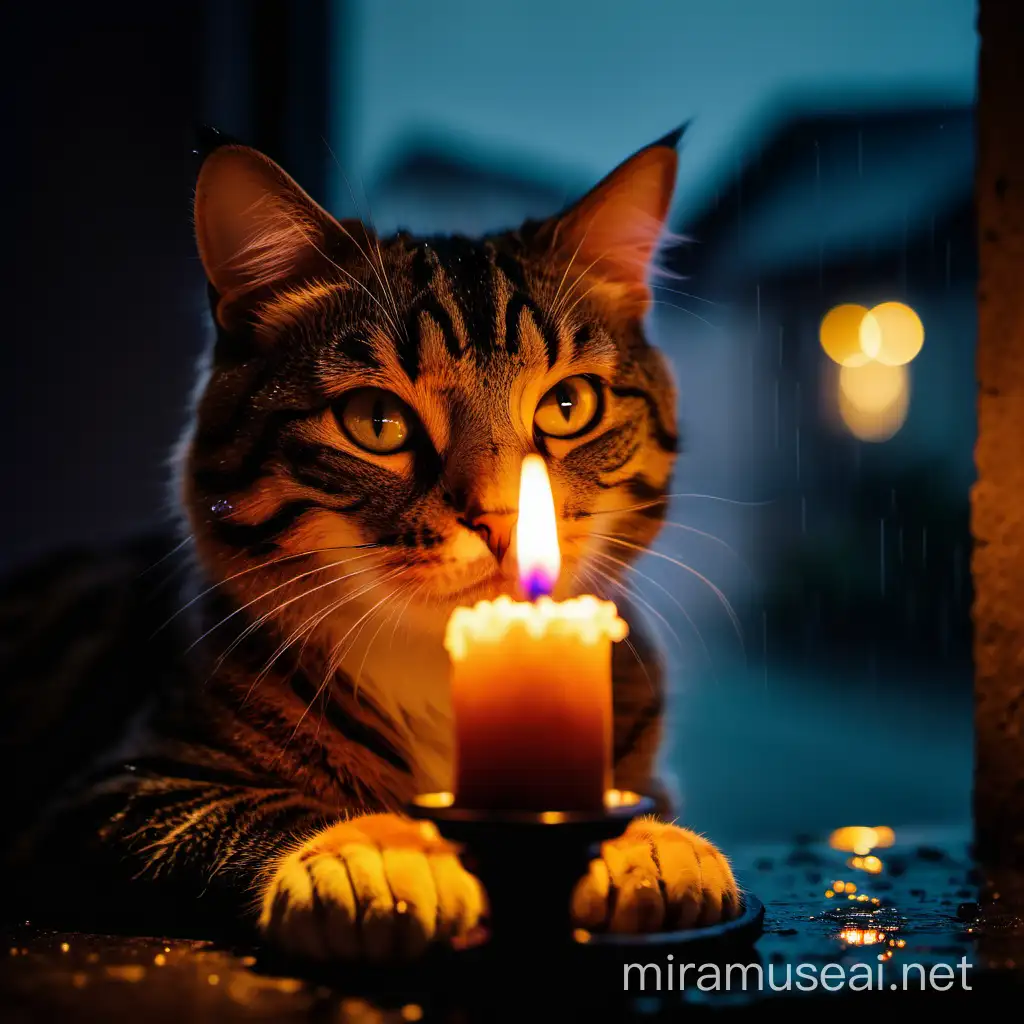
{"left": 534, "top": 375, "right": 603, "bottom": 439}
{"left": 335, "top": 388, "right": 413, "bottom": 454}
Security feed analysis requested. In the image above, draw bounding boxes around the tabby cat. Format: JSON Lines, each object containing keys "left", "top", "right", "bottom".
{"left": 0, "top": 126, "right": 739, "bottom": 960}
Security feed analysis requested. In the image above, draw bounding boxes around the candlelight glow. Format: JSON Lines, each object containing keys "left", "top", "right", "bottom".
{"left": 516, "top": 454, "right": 561, "bottom": 600}
{"left": 411, "top": 790, "right": 455, "bottom": 809}
{"left": 444, "top": 595, "right": 628, "bottom": 661}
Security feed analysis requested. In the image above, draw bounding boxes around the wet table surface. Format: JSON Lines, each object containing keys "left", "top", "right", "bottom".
{"left": 4, "top": 827, "right": 1024, "bottom": 1021}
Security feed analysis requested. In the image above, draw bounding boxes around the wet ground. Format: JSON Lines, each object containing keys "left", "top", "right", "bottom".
{"left": 3, "top": 825, "right": 1023, "bottom": 1021}
{"left": 3, "top": 665, "right": 1022, "bottom": 1019}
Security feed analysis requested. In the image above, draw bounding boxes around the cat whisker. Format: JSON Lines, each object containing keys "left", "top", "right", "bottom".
{"left": 209, "top": 556, "right": 389, "bottom": 685}
{"left": 582, "top": 561, "right": 684, "bottom": 654}
{"left": 389, "top": 579, "right": 427, "bottom": 652}
{"left": 327, "top": 577, "right": 406, "bottom": 686}
{"left": 320, "top": 134, "right": 403, "bottom": 337}
{"left": 290, "top": 572, "right": 409, "bottom": 740}
{"left": 141, "top": 543, "right": 200, "bottom": 602}
{"left": 583, "top": 492, "right": 775, "bottom": 519}
{"left": 559, "top": 250, "right": 618, "bottom": 323}
{"left": 313, "top": 237, "right": 402, "bottom": 340}
{"left": 354, "top": 579, "right": 413, "bottom": 686}
{"left": 572, "top": 568, "right": 651, "bottom": 691}
{"left": 244, "top": 565, "right": 406, "bottom": 710}
{"left": 550, "top": 226, "right": 596, "bottom": 320}
{"left": 315, "top": 577, "right": 412, "bottom": 741}
{"left": 151, "top": 542, "right": 380, "bottom": 638}
{"left": 651, "top": 284, "right": 722, "bottom": 307}
{"left": 134, "top": 535, "right": 193, "bottom": 580}
{"left": 649, "top": 298, "right": 721, "bottom": 332}
{"left": 592, "top": 533, "right": 745, "bottom": 656}
{"left": 269, "top": 198, "right": 401, "bottom": 340}
{"left": 609, "top": 518, "right": 756, "bottom": 585}
{"left": 187, "top": 549, "right": 386, "bottom": 655}
{"left": 304, "top": 566, "right": 409, "bottom": 690}
{"left": 590, "top": 547, "right": 714, "bottom": 677}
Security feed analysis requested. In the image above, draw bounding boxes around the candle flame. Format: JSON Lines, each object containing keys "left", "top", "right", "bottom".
{"left": 517, "top": 454, "right": 560, "bottom": 600}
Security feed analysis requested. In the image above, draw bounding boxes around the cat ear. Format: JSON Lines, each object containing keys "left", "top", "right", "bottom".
{"left": 534, "top": 126, "right": 684, "bottom": 316}
{"left": 194, "top": 142, "right": 372, "bottom": 330}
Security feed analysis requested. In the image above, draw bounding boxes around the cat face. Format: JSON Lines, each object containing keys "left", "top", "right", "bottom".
{"left": 185, "top": 131, "right": 681, "bottom": 626}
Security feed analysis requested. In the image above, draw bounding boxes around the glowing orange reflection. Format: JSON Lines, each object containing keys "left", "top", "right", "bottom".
{"left": 412, "top": 791, "right": 455, "bottom": 808}
{"left": 849, "top": 855, "right": 884, "bottom": 874}
{"left": 839, "top": 928, "right": 885, "bottom": 946}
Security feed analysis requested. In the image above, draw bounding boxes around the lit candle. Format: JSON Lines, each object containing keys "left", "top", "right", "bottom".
{"left": 443, "top": 455, "right": 628, "bottom": 811}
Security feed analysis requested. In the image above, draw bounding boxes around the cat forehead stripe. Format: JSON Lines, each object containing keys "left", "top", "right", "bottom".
{"left": 392, "top": 239, "right": 564, "bottom": 380}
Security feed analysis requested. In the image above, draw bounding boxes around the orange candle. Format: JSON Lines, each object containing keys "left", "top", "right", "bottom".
{"left": 443, "top": 455, "right": 628, "bottom": 811}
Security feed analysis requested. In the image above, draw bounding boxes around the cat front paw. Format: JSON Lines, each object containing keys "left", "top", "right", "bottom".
{"left": 260, "top": 813, "right": 486, "bottom": 962}
{"left": 571, "top": 818, "right": 740, "bottom": 933}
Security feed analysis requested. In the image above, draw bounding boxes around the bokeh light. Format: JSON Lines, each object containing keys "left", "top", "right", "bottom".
{"left": 839, "top": 928, "right": 886, "bottom": 946}
{"left": 819, "top": 304, "right": 872, "bottom": 366}
{"left": 829, "top": 825, "right": 896, "bottom": 855}
{"left": 819, "top": 301, "right": 922, "bottom": 442}
{"left": 838, "top": 362, "right": 910, "bottom": 441}
{"left": 860, "top": 302, "right": 924, "bottom": 365}
{"left": 849, "top": 855, "right": 884, "bottom": 874}
{"left": 819, "top": 301, "right": 925, "bottom": 367}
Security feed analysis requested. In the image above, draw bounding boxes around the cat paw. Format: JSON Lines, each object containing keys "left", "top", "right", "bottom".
{"left": 571, "top": 818, "right": 740, "bottom": 933}
{"left": 260, "top": 813, "right": 487, "bottom": 962}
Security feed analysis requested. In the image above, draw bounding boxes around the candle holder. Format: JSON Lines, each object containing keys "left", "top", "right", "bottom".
{"left": 407, "top": 788, "right": 652, "bottom": 951}
{"left": 407, "top": 788, "right": 766, "bottom": 963}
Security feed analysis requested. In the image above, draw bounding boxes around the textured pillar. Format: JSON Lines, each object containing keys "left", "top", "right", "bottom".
{"left": 974, "top": 0, "right": 1024, "bottom": 877}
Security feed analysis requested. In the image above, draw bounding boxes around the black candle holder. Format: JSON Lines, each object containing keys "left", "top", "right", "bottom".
{"left": 406, "top": 789, "right": 652, "bottom": 951}
{"left": 406, "top": 788, "right": 766, "bottom": 961}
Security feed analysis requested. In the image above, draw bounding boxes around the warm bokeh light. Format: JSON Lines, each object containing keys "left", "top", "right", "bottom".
{"left": 839, "top": 928, "right": 885, "bottom": 946}
{"left": 604, "top": 788, "right": 642, "bottom": 809}
{"left": 411, "top": 790, "right": 455, "bottom": 808}
{"left": 860, "top": 302, "right": 924, "bottom": 366}
{"left": 872, "top": 826, "right": 896, "bottom": 847}
{"left": 819, "top": 303, "right": 872, "bottom": 366}
{"left": 517, "top": 454, "right": 560, "bottom": 600}
{"left": 829, "top": 825, "right": 896, "bottom": 855}
{"left": 819, "top": 300, "right": 923, "bottom": 442}
{"left": 837, "top": 361, "right": 910, "bottom": 441}
{"left": 839, "top": 361, "right": 906, "bottom": 412}
{"left": 849, "top": 855, "right": 884, "bottom": 874}
{"left": 820, "top": 301, "right": 924, "bottom": 367}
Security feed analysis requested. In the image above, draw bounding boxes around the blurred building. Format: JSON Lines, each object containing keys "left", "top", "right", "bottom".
{"left": 663, "top": 103, "right": 976, "bottom": 681}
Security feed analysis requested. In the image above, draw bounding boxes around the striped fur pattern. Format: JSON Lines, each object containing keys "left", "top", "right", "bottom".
{"left": 0, "top": 129, "right": 699, "bottom": 943}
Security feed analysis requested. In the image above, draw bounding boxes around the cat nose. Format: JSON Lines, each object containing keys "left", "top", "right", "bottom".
{"left": 463, "top": 510, "right": 517, "bottom": 564}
